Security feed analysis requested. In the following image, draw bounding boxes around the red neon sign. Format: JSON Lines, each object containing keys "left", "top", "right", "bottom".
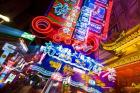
{"left": 31, "top": 0, "right": 113, "bottom": 55}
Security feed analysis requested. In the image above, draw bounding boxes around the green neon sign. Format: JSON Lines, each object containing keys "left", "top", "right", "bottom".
{"left": 21, "top": 32, "right": 35, "bottom": 41}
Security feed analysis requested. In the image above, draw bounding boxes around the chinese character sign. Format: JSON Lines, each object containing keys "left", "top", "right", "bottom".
{"left": 31, "top": 0, "right": 113, "bottom": 55}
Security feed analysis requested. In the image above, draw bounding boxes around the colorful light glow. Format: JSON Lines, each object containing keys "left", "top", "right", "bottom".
{"left": 21, "top": 32, "right": 35, "bottom": 41}
{"left": 50, "top": 0, "right": 83, "bottom": 42}
{"left": 90, "top": 0, "right": 113, "bottom": 49}
{"left": 0, "top": 43, "right": 16, "bottom": 65}
{"left": 31, "top": 0, "right": 113, "bottom": 55}
{"left": 97, "top": 0, "right": 113, "bottom": 40}
{"left": 73, "top": 67, "right": 85, "bottom": 74}
{"left": 69, "top": 79, "right": 102, "bottom": 93}
{"left": 73, "top": 6, "right": 91, "bottom": 41}
{"left": 96, "top": 0, "right": 108, "bottom": 4}
{"left": 4, "top": 73, "right": 16, "bottom": 83}
{"left": 51, "top": 72, "right": 63, "bottom": 81}
{"left": 53, "top": 3, "right": 70, "bottom": 18}
{"left": 102, "top": 68, "right": 116, "bottom": 82}
{"left": 63, "top": 76, "right": 71, "bottom": 84}
{"left": 89, "top": 22, "right": 103, "bottom": 34}
{"left": 30, "top": 43, "right": 116, "bottom": 92}
{"left": 0, "top": 57, "right": 16, "bottom": 82}
{"left": 91, "top": 4, "right": 106, "bottom": 21}
{"left": 61, "top": 6, "right": 80, "bottom": 40}
{"left": 49, "top": 60, "right": 61, "bottom": 69}
{"left": 89, "top": 79, "right": 96, "bottom": 86}
{"left": 31, "top": 65, "right": 53, "bottom": 76}
{"left": 42, "top": 41, "right": 103, "bottom": 72}
{"left": 19, "top": 39, "right": 28, "bottom": 52}
{"left": 72, "top": 0, "right": 113, "bottom": 53}
{"left": 15, "top": 58, "right": 26, "bottom": 71}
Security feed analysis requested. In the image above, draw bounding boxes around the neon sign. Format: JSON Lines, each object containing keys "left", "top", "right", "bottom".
{"left": 0, "top": 43, "right": 16, "bottom": 65}
{"left": 49, "top": 60, "right": 61, "bottom": 69}
{"left": 42, "top": 41, "right": 103, "bottom": 72}
{"left": 96, "top": 0, "right": 108, "bottom": 4}
{"left": 72, "top": 0, "right": 113, "bottom": 53}
{"left": 30, "top": 43, "right": 116, "bottom": 92}
{"left": 102, "top": 68, "right": 116, "bottom": 82}
{"left": 73, "top": 6, "right": 91, "bottom": 41}
{"left": 63, "top": 7, "right": 79, "bottom": 35}
{"left": 89, "top": 0, "right": 113, "bottom": 40}
{"left": 69, "top": 79, "right": 102, "bottom": 93}
{"left": 0, "top": 57, "right": 16, "bottom": 82}
{"left": 51, "top": 72, "right": 63, "bottom": 81}
{"left": 21, "top": 32, "right": 35, "bottom": 41}
{"left": 89, "top": 21, "right": 102, "bottom": 33}
{"left": 31, "top": 0, "right": 113, "bottom": 54}
{"left": 91, "top": 4, "right": 106, "bottom": 21}
{"left": 31, "top": 65, "right": 53, "bottom": 76}
{"left": 53, "top": 3, "right": 69, "bottom": 18}
{"left": 64, "top": 0, "right": 77, "bottom": 4}
{"left": 4, "top": 73, "right": 16, "bottom": 83}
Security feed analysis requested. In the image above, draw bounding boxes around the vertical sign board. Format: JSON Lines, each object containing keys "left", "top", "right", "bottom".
{"left": 0, "top": 43, "right": 16, "bottom": 65}
{"left": 72, "top": 0, "right": 113, "bottom": 54}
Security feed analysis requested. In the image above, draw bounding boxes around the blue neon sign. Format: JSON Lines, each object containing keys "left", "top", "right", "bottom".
{"left": 53, "top": 3, "right": 69, "bottom": 18}
{"left": 89, "top": 22, "right": 103, "bottom": 33}
{"left": 41, "top": 41, "right": 103, "bottom": 73}
{"left": 96, "top": 0, "right": 108, "bottom": 4}
{"left": 0, "top": 43, "right": 16, "bottom": 65}
{"left": 73, "top": 5, "right": 91, "bottom": 41}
